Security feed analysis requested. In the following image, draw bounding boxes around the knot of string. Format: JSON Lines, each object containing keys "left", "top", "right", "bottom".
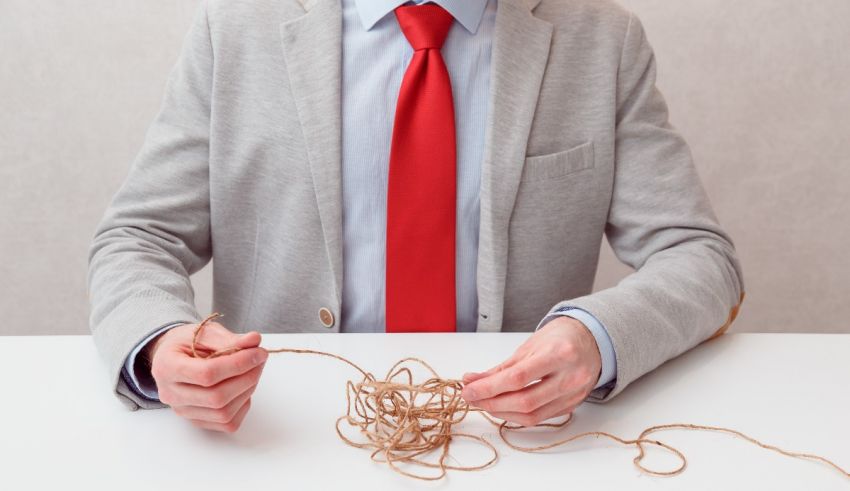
{"left": 190, "top": 312, "right": 849, "bottom": 481}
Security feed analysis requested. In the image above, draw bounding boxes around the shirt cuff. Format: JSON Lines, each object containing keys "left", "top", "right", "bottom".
{"left": 535, "top": 307, "right": 617, "bottom": 390}
{"left": 122, "top": 322, "right": 189, "bottom": 401}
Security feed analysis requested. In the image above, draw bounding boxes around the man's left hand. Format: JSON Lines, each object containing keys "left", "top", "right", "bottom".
{"left": 461, "top": 316, "right": 602, "bottom": 426}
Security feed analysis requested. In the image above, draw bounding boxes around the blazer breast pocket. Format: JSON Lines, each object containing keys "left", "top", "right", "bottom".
{"left": 520, "top": 140, "right": 595, "bottom": 182}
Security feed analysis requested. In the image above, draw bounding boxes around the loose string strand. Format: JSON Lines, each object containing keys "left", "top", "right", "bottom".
{"left": 190, "top": 312, "right": 848, "bottom": 481}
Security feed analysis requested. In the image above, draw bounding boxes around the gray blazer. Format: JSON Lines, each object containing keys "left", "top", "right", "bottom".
{"left": 87, "top": 0, "right": 746, "bottom": 411}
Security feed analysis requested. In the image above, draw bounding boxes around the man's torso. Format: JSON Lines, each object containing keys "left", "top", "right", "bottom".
{"left": 202, "top": 0, "right": 630, "bottom": 334}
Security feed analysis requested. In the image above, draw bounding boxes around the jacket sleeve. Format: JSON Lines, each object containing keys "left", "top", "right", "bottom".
{"left": 541, "top": 11, "right": 746, "bottom": 402}
{"left": 86, "top": 0, "right": 213, "bottom": 410}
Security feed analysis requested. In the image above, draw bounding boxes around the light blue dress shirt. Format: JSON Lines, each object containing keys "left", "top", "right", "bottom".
{"left": 124, "top": 0, "right": 616, "bottom": 401}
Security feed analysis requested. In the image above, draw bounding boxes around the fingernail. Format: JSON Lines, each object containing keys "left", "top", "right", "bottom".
{"left": 463, "top": 388, "right": 476, "bottom": 400}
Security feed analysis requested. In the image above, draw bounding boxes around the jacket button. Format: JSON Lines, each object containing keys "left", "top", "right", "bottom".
{"left": 318, "top": 307, "right": 335, "bottom": 328}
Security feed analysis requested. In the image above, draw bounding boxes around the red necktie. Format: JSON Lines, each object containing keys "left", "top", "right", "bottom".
{"left": 386, "top": 4, "right": 457, "bottom": 333}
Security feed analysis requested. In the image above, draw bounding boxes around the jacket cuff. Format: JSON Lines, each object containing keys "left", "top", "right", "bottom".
{"left": 122, "top": 322, "right": 190, "bottom": 401}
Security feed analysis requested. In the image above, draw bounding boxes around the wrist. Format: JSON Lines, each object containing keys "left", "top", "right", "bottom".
{"left": 573, "top": 319, "right": 603, "bottom": 385}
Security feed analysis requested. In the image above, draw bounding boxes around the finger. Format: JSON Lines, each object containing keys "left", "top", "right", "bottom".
{"left": 175, "top": 346, "right": 268, "bottom": 387}
{"left": 462, "top": 354, "right": 522, "bottom": 385}
{"left": 462, "top": 370, "right": 493, "bottom": 384}
{"left": 462, "top": 356, "right": 553, "bottom": 403}
{"left": 190, "top": 398, "right": 252, "bottom": 433}
{"left": 487, "top": 392, "right": 584, "bottom": 427}
{"left": 172, "top": 384, "right": 256, "bottom": 424}
{"left": 171, "top": 363, "right": 265, "bottom": 408}
{"left": 191, "top": 326, "right": 261, "bottom": 354}
{"left": 233, "top": 331, "right": 262, "bottom": 349}
{"left": 470, "top": 376, "right": 560, "bottom": 414}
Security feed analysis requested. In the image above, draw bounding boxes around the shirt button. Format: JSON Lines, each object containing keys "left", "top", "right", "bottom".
{"left": 318, "top": 307, "right": 335, "bottom": 328}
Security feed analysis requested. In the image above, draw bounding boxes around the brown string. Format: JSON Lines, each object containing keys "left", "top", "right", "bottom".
{"left": 190, "top": 312, "right": 849, "bottom": 481}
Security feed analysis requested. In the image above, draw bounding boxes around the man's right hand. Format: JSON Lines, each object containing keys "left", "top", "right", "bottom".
{"left": 146, "top": 320, "right": 268, "bottom": 433}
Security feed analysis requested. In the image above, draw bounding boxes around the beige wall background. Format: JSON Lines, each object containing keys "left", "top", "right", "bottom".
{"left": 1, "top": 0, "right": 848, "bottom": 336}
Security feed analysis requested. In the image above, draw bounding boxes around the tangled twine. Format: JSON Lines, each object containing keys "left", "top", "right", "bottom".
{"left": 190, "top": 312, "right": 849, "bottom": 481}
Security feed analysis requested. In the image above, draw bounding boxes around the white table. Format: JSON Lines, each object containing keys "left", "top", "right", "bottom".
{"left": 1, "top": 333, "right": 848, "bottom": 490}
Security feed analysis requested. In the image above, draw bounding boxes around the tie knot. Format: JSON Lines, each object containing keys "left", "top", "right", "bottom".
{"left": 394, "top": 3, "right": 454, "bottom": 51}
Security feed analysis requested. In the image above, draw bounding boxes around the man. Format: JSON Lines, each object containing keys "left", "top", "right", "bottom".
{"left": 88, "top": 0, "right": 746, "bottom": 433}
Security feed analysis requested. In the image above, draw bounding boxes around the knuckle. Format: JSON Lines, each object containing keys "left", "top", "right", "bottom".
{"left": 508, "top": 368, "right": 527, "bottom": 387}
{"left": 517, "top": 395, "right": 537, "bottom": 413}
{"left": 196, "top": 366, "right": 217, "bottom": 387}
{"left": 555, "top": 342, "right": 577, "bottom": 360}
{"left": 211, "top": 408, "right": 233, "bottom": 424}
{"left": 206, "top": 391, "right": 229, "bottom": 409}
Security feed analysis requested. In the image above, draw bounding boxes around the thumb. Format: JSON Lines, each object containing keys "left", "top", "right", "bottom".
{"left": 233, "top": 330, "right": 262, "bottom": 349}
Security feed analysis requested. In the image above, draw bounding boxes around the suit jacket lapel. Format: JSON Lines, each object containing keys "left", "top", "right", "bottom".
{"left": 280, "top": 0, "right": 345, "bottom": 305}
{"left": 476, "top": 0, "right": 552, "bottom": 332}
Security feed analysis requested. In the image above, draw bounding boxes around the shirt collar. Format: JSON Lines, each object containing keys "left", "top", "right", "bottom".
{"left": 353, "top": 0, "right": 490, "bottom": 34}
